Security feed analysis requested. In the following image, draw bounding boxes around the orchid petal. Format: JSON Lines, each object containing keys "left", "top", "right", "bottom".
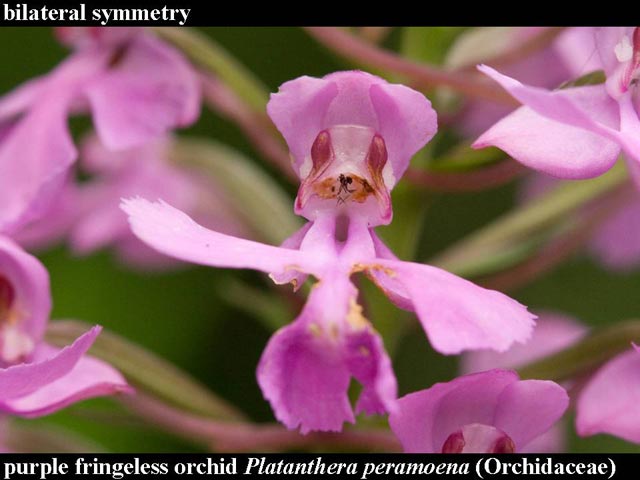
{"left": 478, "top": 65, "right": 620, "bottom": 142}
{"left": 121, "top": 198, "right": 321, "bottom": 278}
{"left": 576, "top": 348, "right": 640, "bottom": 442}
{"left": 389, "top": 370, "right": 518, "bottom": 452}
{"left": 494, "top": 379, "right": 569, "bottom": 450}
{"left": 1, "top": 344, "right": 130, "bottom": 417}
{"left": 475, "top": 105, "right": 620, "bottom": 178}
{"left": 373, "top": 260, "right": 535, "bottom": 354}
{"left": 86, "top": 34, "right": 200, "bottom": 150}
{"left": 0, "top": 326, "right": 100, "bottom": 401}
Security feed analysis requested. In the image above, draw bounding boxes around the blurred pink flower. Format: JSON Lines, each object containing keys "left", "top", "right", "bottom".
{"left": 462, "top": 312, "right": 587, "bottom": 452}
{"left": 0, "top": 235, "right": 129, "bottom": 416}
{"left": 576, "top": 346, "right": 640, "bottom": 443}
{"left": 122, "top": 71, "right": 536, "bottom": 433}
{"left": 452, "top": 27, "right": 599, "bottom": 137}
{"left": 389, "top": 369, "right": 568, "bottom": 453}
{"left": 522, "top": 172, "right": 640, "bottom": 271}
{"left": 76, "top": 136, "right": 251, "bottom": 269}
{"left": 474, "top": 27, "right": 640, "bottom": 181}
{"left": 0, "top": 27, "right": 200, "bottom": 234}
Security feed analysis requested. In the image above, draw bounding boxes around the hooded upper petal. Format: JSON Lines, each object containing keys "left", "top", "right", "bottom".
{"left": 267, "top": 70, "right": 437, "bottom": 184}
{"left": 493, "top": 378, "right": 569, "bottom": 449}
{"left": 369, "top": 259, "right": 535, "bottom": 354}
{"left": 576, "top": 348, "right": 640, "bottom": 443}
{"left": 389, "top": 369, "right": 568, "bottom": 453}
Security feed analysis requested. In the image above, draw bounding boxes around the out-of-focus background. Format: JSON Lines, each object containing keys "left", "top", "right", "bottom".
{"left": 1, "top": 27, "right": 639, "bottom": 452}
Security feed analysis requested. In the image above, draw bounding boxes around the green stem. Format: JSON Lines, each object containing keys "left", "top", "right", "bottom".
{"left": 151, "top": 27, "right": 270, "bottom": 114}
{"left": 431, "top": 162, "right": 628, "bottom": 277}
{"left": 519, "top": 320, "right": 640, "bottom": 382}
{"left": 46, "top": 320, "right": 247, "bottom": 423}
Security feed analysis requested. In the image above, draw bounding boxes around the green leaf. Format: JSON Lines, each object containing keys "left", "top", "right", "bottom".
{"left": 152, "top": 27, "right": 270, "bottom": 114}
{"left": 401, "top": 27, "right": 467, "bottom": 64}
{"left": 46, "top": 320, "right": 246, "bottom": 422}
{"left": 425, "top": 144, "right": 507, "bottom": 172}
{"left": 172, "top": 138, "right": 302, "bottom": 245}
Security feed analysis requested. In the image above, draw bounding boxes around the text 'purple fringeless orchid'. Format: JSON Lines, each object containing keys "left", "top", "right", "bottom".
{"left": 122, "top": 71, "right": 535, "bottom": 433}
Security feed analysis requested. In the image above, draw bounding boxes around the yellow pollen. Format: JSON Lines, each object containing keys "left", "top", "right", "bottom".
{"left": 346, "top": 297, "right": 369, "bottom": 330}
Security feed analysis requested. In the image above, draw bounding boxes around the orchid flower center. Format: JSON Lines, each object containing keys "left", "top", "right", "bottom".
{"left": 0, "top": 275, "right": 15, "bottom": 325}
{"left": 0, "top": 274, "right": 34, "bottom": 365}
{"left": 441, "top": 423, "right": 516, "bottom": 453}
{"left": 295, "top": 125, "right": 393, "bottom": 225}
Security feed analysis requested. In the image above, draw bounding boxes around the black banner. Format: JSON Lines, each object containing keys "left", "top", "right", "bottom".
{"left": 0, "top": 454, "right": 631, "bottom": 479}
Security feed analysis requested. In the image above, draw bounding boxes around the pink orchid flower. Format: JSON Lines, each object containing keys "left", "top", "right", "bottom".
{"left": 389, "top": 369, "right": 569, "bottom": 453}
{"left": 463, "top": 312, "right": 587, "bottom": 452}
{"left": 452, "top": 27, "right": 599, "bottom": 137}
{"left": 0, "top": 27, "right": 200, "bottom": 234}
{"left": 576, "top": 344, "right": 640, "bottom": 443}
{"left": 474, "top": 27, "right": 640, "bottom": 182}
{"left": 122, "top": 71, "right": 535, "bottom": 433}
{"left": 466, "top": 308, "right": 640, "bottom": 446}
{"left": 0, "top": 235, "right": 129, "bottom": 417}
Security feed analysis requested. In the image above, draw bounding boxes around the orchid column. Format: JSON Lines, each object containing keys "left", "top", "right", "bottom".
{"left": 123, "top": 71, "right": 536, "bottom": 433}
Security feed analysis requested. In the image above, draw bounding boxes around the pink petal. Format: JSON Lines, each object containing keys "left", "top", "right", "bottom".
{"left": 366, "top": 232, "right": 413, "bottom": 311}
{"left": 267, "top": 71, "right": 436, "bottom": 182}
{"left": 348, "top": 326, "right": 397, "bottom": 417}
{"left": 389, "top": 370, "right": 519, "bottom": 452}
{"left": 0, "top": 236, "right": 51, "bottom": 354}
{"left": 0, "top": 326, "right": 100, "bottom": 401}
{"left": 475, "top": 105, "right": 621, "bottom": 178}
{"left": 493, "top": 379, "right": 569, "bottom": 450}
{"left": 478, "top": 65, "right": 620, "bottom": 142}
{"left": 462, "top": 312, "right": 587, "bottom": 374}
{"left": 588, "top": 192, "right": 640, "bottom": 270}
{"left": 576, "top": 348, "right": 640, "bottom": 443}
{"left": 374, "top": 260, "right": 535, "bottom": 354}
{"left": 257, "top": 319, "right": 354, "bottom": 433}
{"left": 268, "top": 223, "right": 313, "bottom": 289}
{"left": 0, "top": 76, "right": 47, "bottom": 119}
{"left": 0, "top": 97, "right": 76, "bottom": 233}
{"left": 85, "top": 34, "right": 200, "bottom": 150}
{"left": 257, "top": 275, "right": 396, "bottom": 433}
{"left": 1, "top": 344, "right": 130, "bottom": 417}
{"left": 121, "top": 198, "right": 321, "bottom": 278}
{"left": 13, "top": 179, "right": 80, "bottom": 251}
